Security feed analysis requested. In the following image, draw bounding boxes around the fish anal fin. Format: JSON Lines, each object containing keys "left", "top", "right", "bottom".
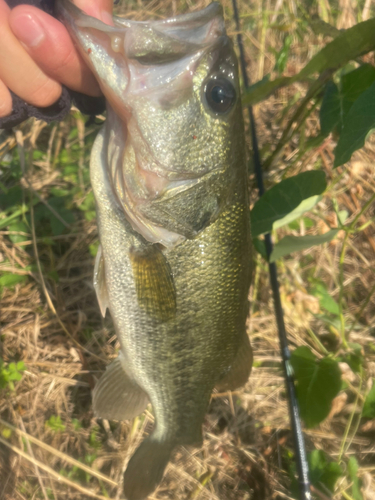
{"left": 93, "top": 354, "right": 149, "bottom": 421}
{"left": 93, "top": 244, "right": 109, "bottom": 317}
{"left": 129, "top": 245, "right": 176, "bottom": 322}
{"left": 216, "top": 334, "right": 253, "bottom": 391}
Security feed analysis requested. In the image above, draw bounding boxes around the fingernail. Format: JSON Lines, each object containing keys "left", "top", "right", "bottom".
{"left": 101, "top": 10, "right": 114, "bottom": 26}
{"left": 11, "top": 13, "right": 45, "bottom": 48}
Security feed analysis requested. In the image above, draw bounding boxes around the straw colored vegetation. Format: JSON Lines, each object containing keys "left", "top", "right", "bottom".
{"left": 1, "top": 0, "right": 374, "bottom": 499}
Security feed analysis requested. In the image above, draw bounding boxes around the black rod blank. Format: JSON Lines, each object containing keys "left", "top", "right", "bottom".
{"left": 231, "top": 1, "right": 312, "bottom": 498}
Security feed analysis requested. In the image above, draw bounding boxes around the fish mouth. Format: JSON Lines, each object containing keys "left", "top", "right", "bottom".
{"left": 57, "top": 1, "right": 225, "bottom": 37}
{"left": 56, "top": 0, "right": 226, "bottom": 60}
{"left": 56, "top": 0, "right": 227, "bottom": 106}
{"left": 56, "top": 0, "right": 228, "bottom": 156}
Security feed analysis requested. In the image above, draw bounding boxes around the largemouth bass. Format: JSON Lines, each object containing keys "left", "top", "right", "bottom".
{"left": 57, "top": 1, "right": 253, "bottom": 498}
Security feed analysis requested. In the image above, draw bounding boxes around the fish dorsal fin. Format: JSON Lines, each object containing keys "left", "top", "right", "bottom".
{"left": 93, "top": 353, "right": 149, "bottom": 421}
{"left": 129, "top": 245, "right": 176, "bottom": 322}
{"left": 93, "top": 244, "right": 109, "bottom": 318}
{"left": 215, "top": 334, "right": 253, "bottom": 391}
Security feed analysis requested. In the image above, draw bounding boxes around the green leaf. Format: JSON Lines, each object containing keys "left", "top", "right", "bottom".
{"left": 250, "top": 171, "right": 327, "bottom": 237}
{"left": 33, "top": 198, "right": 75, "bottom": 237}
{"left": 7, "top": 360, "right": 25, "bottom": 382}
{"left": 308, "top": 17, "right": 341, "bottom": 38}
{"left": 345, "top": 353, "right": 362, "bottom": 373}
{"left": 314, "top": 313, "right": 342, "bottom": 335}
{"left": 334, "top": 81, "right": 375, "bottom": 167}
{"left": 8, "top": 371, "right": 22, "bottom": 381}
{"left": 344, "top": 343, "right": 364, "bottom": 374}
{"left": 50, "top": 188, "right": 71, "bottom": 197}
{"left": 49, "top": 208, "right": 75, "bottom": 236}
{"left": 320, "top": 65, "right": 375, "bottom": 137}
{"left": 320, "top": 81, "right": 340, "bottom": 136}
{"left": 84, "top": 211, "right": 96, "bottom": 222}
{"left": 244, "top": 18, "right": 375, "bottom": 105}
{"left": 78, "top": 191, "right": 95, "bottom": 213}
{"left": 48, "top": 198, "right": 75, "bottom": 236}
{"left": 68, "top": 127, "right": 78, "bottom": 140}
{"left": 89, "top": 427, "right": 102, "bottom": 450}
{"left": 62, "top": 163, "right": 78, "bottom": 175}
{"left": 274, "top": 35, "right": 292, "bottom": 74}
{"left": 252, "top": 237, "right": 267, "bottom": 258}
{"left": 270, "top": 230, "right": 338, "bottom": 262}
{"left": 0, "top": 359, "right": 25, "bottom": 388}
{"left": 2, "top": 428, "right": 12, "bottom": 439}
{"left": 309, "top": 450, "right": 343, "bottom": 493}
{"left": 0, "top": 273, "right": 27, "bottom": 289}
{"left": 8, "top": 221, "right": 29, "bottom": 244}
{"left": 0, "top": 375, "right": 9, "bottom": 390}
{"left": 243, "top": 75, "right": 294, "bottom": 106}
{"left": 362, "top": 379, "right": 375, "bottom": 418}
{"left": 33, "top": 150, "right": 44, "bottom": 160}
{"left": 311, "top": 282, "right": 340, "bottom": 316}
{"left": 48, "top": 270, "right": 60, "bottom": 283}
{"left": 89, "top": 241, "right": 100, "bottom": 258}
{"left": 341, "top": 64, "right": 375, "bottom": 109}
{"left": 273, "top": 195, "right": 321, "bottom": 231}
{"left": 290, "top": 346, "right": 342, "bottom": 428}
{"left": 297, "top": 19, "right": 375, "bottom": 79}
{"left": 0, "top": 204, "right": 30, "bottom": 230}
{"left": 338, "top": 210, "right": 349, "bottom": 225}
{"left": 348, "top": 456, "right": 363, "bottom": 500}
{"left": 71, "top": 418, "right": 82, "bottom": 431}
{"left": 0, "top": 186, "right": 23, "bottom": 212}
{"left": 288, "top": 217, "right": 315, "bottom": 230}
{"left": 46, "top": 415, "right": 66, "bottom": 433}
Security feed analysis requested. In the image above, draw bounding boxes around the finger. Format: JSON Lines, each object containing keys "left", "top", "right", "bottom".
{"left": 9, "top": 6, "right": 101, "bottom": 96}
{"left": 0, "top": 0, "right": 61, "bottom": 108}
{"left": 0, "top": 79, "right": 13, "bottom": 118}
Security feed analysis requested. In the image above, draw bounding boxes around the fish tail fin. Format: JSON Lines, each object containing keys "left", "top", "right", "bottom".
{"left": 123, "top": 436, "right": 174, "bottom": 500}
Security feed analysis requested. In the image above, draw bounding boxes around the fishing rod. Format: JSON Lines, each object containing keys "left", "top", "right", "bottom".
{"left": 231, "top": 1, "right": 312, "bottom": 499}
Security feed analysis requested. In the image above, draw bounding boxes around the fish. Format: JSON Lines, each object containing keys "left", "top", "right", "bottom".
{"left": 57, "top": 1, "right": 253, "bottom": 499}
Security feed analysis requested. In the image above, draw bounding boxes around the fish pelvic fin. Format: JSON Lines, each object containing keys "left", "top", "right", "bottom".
{"left": 93, "top": 353, "right": 149, "bottom": 421}
{"left": 93, "top": 244, "right": 109, "bottom": 317}
{"left": 123, "top": 436, "right": 174, "bottom": 500}
{"left": 215, "top": 333, "right": 253, "bottom": 391}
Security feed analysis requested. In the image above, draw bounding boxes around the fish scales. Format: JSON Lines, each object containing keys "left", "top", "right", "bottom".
{"left": 57, "top": 1, "right": 253, "bottom": 499}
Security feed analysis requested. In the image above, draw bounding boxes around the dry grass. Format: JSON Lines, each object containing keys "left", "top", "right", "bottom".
{"left": 1, "top": 0, "right": 375, "bottom": 499}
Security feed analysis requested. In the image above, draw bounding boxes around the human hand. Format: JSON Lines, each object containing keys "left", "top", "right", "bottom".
{"left": 0, "top": 0, "right": 113, "bottom": 118}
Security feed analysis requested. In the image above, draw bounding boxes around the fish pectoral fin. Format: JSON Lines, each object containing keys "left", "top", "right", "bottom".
{"left": 215, "top": 334, "right": 253, "bottom": 391}
{"left": 93, "top": 354, "right": 149, "bottom": 421}
{"left": 129, "top": 245, "right": 176, "bottom": 322}
{"left": 93, "top": 244, "right": 109, "bottom": 318}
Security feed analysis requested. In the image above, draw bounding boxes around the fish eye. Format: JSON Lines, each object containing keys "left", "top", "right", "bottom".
{"left": 204, "top": 77, "right": 236, "bottom": 114}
